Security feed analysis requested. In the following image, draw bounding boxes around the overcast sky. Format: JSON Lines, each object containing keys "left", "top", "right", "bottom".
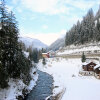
{"left": 7, "top": 0, "right": 100, "bottom": 45}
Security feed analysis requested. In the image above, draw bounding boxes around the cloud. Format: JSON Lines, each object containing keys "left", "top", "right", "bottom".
{"left": 42, "top": 25, "right": 48, "bottom": 29}
{"left": 21, "top": 0, "right": 70, "bottom": 15}
{"left": 20, "top": 0, "right": 98, "bottom": 15}
{"left": 16, "top": 7, "right": 23, "bottom": 13}
{"left": 19, "top": 29, "right": 66, "bottom": 46}
{"left": 60, "top": 15, "right": 82, "bottom": 28}
{"left": 12, "top": 0, "right": 19, "bottom": 5}
{"left": 30, "top": 15, "right": 36, "bottom": 20}
{"left": 65, "top": 0, "right": 98, "bottom": 11}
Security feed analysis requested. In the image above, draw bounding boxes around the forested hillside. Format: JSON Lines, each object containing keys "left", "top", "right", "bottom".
{"left": 65, "top": 7, "right": 100, "bottom": 46}
{"left": 48, "top": 37, "right": 65, "bottom": 51}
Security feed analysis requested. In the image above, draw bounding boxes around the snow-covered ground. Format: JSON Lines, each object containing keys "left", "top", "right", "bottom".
{"left": 0, "top": 67, "right": 38, "bottom": 100}
{"left": 38, "top": 57, "right": 100, "bottom": 100}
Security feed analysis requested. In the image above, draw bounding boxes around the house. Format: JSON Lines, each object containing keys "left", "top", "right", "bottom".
{"left": 79, "top": 62, "right": 96, "bottom": 76}
{"left": 42, "top": 53, "right": 49, "bottom": 58}
{"left": 82, "top": 62, "right": 96, "bottom": 71}
{"left": 82, "top": 62, "right": 88, "bottom": 71}
{"left": 48, "top": 50, "right": 56, "bottom": 58}
{"left": 94, "top": 64, "right": 100, "bottom": 79}
{"left": 80, "top": 60, "right": 100, "bottom": 79}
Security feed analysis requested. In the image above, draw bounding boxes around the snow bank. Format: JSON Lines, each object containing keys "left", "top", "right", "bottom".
{"left": 27, "top": 68, "right": 38, "bottom": 91}
{"left": 0, "top": 79, "right": 25, "bottom": 100}
{"left": 23, "top": 51, "right": 29, "bottom": 58}
{"left": 0, "top": 67, "right": 38, "bottom": 100}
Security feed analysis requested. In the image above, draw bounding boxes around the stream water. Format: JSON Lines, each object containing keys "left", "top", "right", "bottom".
{"left": 24, "top": 70, "right": 53, "bottom": 100}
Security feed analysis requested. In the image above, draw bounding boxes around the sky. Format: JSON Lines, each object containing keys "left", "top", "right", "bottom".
{"left": 6, "top": 0, "right": 100, "bottom": 46}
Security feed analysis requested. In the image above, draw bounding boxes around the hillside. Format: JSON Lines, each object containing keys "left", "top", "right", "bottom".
{"left": 56, "top": 42, "right": 100, "bottom": 59}
{"left": 48, "top": 37, "right": 65, "bottom": 51}
{"left": 19, "top": 37, "right": 48, "bottom": 49}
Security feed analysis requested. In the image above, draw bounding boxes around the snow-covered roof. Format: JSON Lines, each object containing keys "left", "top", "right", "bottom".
{"left": 82, "top": 62, "right": 88, "bottom": 66}
{"left": 94, "top": 64, "right": 100, "bottom": 70}
{"left": 42, "top": 53, "right": 48, "bottom": 54}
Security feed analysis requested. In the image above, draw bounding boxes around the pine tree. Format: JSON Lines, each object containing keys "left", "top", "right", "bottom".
{"left": 42, "top": 57, "right": 46, "bottom": 65}
{"left": 65, "top": 8, "right": 97, "bottom": 46}
{"left": 81, "top": 52, "right": 86, "bottom": 62}
{"left": 38, "top": 50, "right": 42, "bottom": 59}
{"left": 0, "top": 0, "right": 9, "bottom": 88}
{"left": 29, "top": 48, "right": 39, "bottom": 63}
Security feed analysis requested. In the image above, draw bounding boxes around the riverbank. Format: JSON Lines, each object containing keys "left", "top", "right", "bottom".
{"left": 0, "top": 67, "right": 38, "bottom": 100}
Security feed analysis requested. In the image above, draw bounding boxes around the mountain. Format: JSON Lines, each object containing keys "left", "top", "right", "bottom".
{"left": 19, "top": 37, "right": 48, "bottom": 49}
{"left": 48, "top": 37, "right": 65, "bottom": 51}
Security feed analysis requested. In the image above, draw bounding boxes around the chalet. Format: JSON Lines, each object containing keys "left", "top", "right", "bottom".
{"left": 42, "top": 53, "right": 49, "bottom": 58}
{"left": 79, "top": 62, "right": 96, "bottom": 76}
{"left": 82, "top": 62, "right": 96, "bottom": 71}
{"left": 94, "top": 64, "right": 100, "bottom": 79}
{"left": 48, "top": 50, "right": 56, "bottom": 58}
{"left": 82, "top": 62, "right": 88, "bottom": 71}
{"left": 80, "top": 60, "right": 100, "bottom": 79}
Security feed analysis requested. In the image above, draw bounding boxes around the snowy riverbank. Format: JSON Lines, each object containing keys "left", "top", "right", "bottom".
{"left": 0, "top": 67, "right": 38, "bottom": 100}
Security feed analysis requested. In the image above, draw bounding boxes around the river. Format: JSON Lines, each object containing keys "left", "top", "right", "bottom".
{"left": 24, "top": 70, "right": 53, "bottom": 100}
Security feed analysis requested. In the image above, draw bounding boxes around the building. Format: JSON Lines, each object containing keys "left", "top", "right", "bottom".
{"left": 48, "top": 50, "right": 56, "bottom": 58}
{"left": 82, "top": 62, "right": 96, "bottom": 71}
{"left": 94, "top": 64, "right": 100, "bottom": 79}
{"left": 79, "top": 62, "right": 96, "bottom": 76}
{"left": 42, "top": 53, "right": 49, "bottom": 58}
{"left": 80, "top": 60, "right": 100, "bottom": 79}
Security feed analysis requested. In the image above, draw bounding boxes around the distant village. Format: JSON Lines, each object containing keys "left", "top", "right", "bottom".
{"left": 42, "top": 50, "right": 56, "bottom": 58}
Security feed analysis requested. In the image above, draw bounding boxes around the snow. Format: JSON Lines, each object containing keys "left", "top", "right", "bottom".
{"left": 0, "top": 79, "right": 26, "bottom": 100}
{"left": 38, "top": 57, "right": 100, "bottom": 100}
{"left": 23, "top": 51, "right": 29, "bottom": 58}
{"left": 42, "top": 53, "right": 48, "bottom": 54}
{"left": 19, "top": 37, "right": 48, "bottom": 49}
{"left": 57, "top": 44, "right": 100, "bottom": 55}
{"left": 0, "top": 67, "right": 38, "bottom": 100}
{"left": 27, "top": 68, "right": 38, "bottom": 91}
{"left": 94, "top": 64, "right": 100, "bottom": 69}
{"left": 82, "top": 62, "right": 88, "bottom": 65}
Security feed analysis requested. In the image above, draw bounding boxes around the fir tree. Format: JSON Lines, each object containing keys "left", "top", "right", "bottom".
{"left": 81, "top": 52, "right": 86, "bottom": 62}
{"left": 42, "top": 57, "right": 46, "bottom": 65}
{"left": 0, "top": 0, "right": 9, "bottom": 88}
{"left": 29, "top": 48, "right": 39, "bottom": 63}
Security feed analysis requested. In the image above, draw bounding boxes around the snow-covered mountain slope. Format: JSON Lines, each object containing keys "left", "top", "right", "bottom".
{"left": 19, "top": 37, "right": 48, "bottom": 49}
{"left": 48, "top": 37, "right": 65, "bottom": 51}
{"left": 56, "top": 42, "right": 100, "bottom": 56}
